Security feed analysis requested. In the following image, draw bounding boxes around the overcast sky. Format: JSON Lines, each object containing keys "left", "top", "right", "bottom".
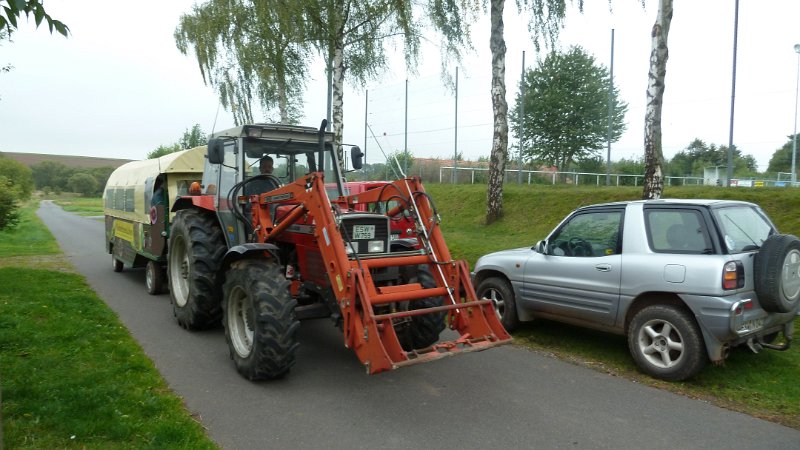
{"left": 1, "top": 1, "right": 799, "bottom": 172}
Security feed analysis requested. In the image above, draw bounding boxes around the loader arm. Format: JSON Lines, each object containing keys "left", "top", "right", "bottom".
{"left": 247, "top": 173, "right": 512, "bottom": 374}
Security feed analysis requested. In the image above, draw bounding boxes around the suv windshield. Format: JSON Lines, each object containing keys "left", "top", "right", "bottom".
{"left": 713, "top": 205, "right": 774, "bottom": 253}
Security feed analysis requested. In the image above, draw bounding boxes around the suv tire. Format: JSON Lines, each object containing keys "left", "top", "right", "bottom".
{"left": 476, "top": 277, "right": 519, "bottom": 332}
{"left": 628, "top": 305, "right": 706, "bottom": 381}
{"left": 754, "top": 234, "right": 800, "bottom": 313}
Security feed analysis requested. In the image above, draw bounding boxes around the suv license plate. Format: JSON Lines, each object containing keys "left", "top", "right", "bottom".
{"left": 352, "top": 225, "right": 375, "bottom": 240}
{"left": 738, "top": 317, "right": 765, "bottom": 333}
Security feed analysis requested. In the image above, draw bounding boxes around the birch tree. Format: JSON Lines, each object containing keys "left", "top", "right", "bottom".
{"left": 175, "top": 0, "right": 308, "bottom": 124}
{"left": 642, "top": 0, "right": 672, "bottom": 199}
{"left": 485, "top": 0, "right": 582, "bottom": 223}
{"left": 298, "top": 1, "right": 420, "bottom": 166}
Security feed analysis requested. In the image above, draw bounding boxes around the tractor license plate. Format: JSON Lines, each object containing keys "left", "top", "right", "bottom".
{"left": 352, "top": 225, "right": 375, "bottom": 240}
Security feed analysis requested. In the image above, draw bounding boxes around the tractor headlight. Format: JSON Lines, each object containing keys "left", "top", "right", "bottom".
{"left": 368, "top": 240, "right": 384, "bottom": 253}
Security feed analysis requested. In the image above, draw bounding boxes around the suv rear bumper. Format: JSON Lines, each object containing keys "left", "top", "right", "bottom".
{"left": 679, "top": 292, "right": 797, "bottom": 362}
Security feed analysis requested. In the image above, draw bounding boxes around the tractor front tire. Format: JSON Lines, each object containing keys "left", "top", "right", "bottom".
{"left": 403, "top": 266, "right": 447, "bottom": 350}
{"left": 168, "top": 209, "right": 226, "bottom": 330}
{"left": 223, "top": 259, "right": 300, "bottom": 380}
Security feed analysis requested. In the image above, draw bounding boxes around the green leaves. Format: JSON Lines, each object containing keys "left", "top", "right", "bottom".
{"left": 1, "top": 0, "right": 69, "bottom": 36}
{"left": 511, "top": 46, "right": 628, "bottom": 171}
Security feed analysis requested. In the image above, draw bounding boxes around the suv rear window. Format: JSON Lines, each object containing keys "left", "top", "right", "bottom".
{"left": 713, "top": 206, "right": 773, "bottom": 253}
{"left": 646, "top": 209, "right": 712, "bottom": 254}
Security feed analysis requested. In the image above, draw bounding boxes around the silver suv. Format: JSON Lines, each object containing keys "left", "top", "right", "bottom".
{"left": 473, "top": 199, "right": 799, "bottom": 380}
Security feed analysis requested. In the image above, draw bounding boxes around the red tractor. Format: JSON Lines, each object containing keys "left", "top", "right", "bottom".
{"left": 168, "top": 121, "right": 510, "bottom": 380}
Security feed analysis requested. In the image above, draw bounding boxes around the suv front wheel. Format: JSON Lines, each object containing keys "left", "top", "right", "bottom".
{"left": 628, "top": 305, "right": 707, "bottom": 381}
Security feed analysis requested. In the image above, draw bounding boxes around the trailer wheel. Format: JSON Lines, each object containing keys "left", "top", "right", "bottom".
{"left": 111, "top": 253, "right": 123, "bottom": 272}
{"left": 223, "top": 259, "right": 299, "bottom": 380}
{"left": 402, "top": 266, "right": 446, "bottom": 350}
{"left": 168, "top": 209, "right": 226, "bottom": 330}
{"left": 145, "top": 260, "right": 165, "bottom": 295}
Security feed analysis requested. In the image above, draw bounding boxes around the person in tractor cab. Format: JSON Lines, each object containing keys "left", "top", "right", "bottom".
{"left": 260, "top": 155, "right": 274, "bottom": 175}
{"left": 245, "top": 155, "right": 281, "bottom": 196}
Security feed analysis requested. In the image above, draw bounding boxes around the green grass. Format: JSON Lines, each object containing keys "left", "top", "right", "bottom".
{"left": 0, "top": 201, "right": 60, "bottom": 257}
{"left": 427, "top": 183, "right": 800, "bottom": 428}
{"left": 427, "top": 184, "right": 800, "bottom": 265}
{"left": 0, "top": 201, "right": 218, "bottom": 449}
{"left": 51, "top": 195, "right": 104, "bottom": 216}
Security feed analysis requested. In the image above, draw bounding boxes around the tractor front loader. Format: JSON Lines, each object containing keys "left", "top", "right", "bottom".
{"left": 249, "top": 172, "right": 512, "bottom": 374}
{"left": 168, "top": 120, "right": 510, "bottom": 380}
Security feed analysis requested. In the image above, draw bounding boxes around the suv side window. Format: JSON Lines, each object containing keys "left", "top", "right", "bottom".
{"left": 549, "top": 210, "right": 623, "bottom": 257}
{"left": 646, "top": 209, "right": 712, "bottom": 254}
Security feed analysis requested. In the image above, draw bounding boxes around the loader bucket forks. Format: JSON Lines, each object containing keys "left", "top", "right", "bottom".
{"left": 251, "top": 173, "right": 512, "bottom": 374}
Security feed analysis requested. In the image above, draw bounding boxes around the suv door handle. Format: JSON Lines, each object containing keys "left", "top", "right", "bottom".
{"left": 595, "top": 264, "right": 612, "bottom": 272}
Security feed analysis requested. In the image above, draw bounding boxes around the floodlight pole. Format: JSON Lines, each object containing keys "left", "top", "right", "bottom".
{"left": 791, "top": 44, "right": 800, "bottom": 185}
{"left": 726, "top": 0, "right": 739, "bottom": 187}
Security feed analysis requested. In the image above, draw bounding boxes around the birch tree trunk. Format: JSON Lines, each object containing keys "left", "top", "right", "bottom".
{"left": 642, "top": 0, "right": 673, "bottom": 200}
{"left": 486, "top": 0, "right": 508, "bottom": 224}
{"left": 332, "top": 40, "right": 345, "bottom": 169}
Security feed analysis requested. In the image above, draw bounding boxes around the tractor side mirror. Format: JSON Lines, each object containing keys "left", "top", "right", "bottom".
{"left": 351, "top": 146, "right": 364, "bottom": 170}
{"left": 207, "top": 138, "right": 225, "bottom": 164}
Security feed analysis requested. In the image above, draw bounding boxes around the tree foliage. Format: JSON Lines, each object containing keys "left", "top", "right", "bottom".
{"left": 0, "top": 153, "right": 29, "bottom": 230}
{"left": 181, "top": 124, "right": 207, "bottom": 148}
{"left": 766, "top": 134, "right": 799, "bottom": 176}
{"left": 67, "top": 172, "right": 98, "bottom": 197}
{"left": 0, "top": 154, "right": 34, "bottom": 199}
{"left": 668, "top": 138, "right": 757, "bottom": 177}
{"left": 147, "top": 124, "right": 206, "bottom": 159}
{"left": 510, "top": 46, "right": 627, "bottom": 171}
{"left": 29, "top": 161, "right": 113, "bottom": 196}
{"left": 0, "top": 175, "right": 20, "bottom": 229}
{"left": 0, "top": 0, "right": 68, "bottom": 36}
{"left": 175, "top": 0, "right": 307, "bottom": 124}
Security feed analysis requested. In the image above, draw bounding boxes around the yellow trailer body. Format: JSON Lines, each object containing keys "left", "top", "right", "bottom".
{"left": 103, "top": 146, "right": 205, "bottom": 269}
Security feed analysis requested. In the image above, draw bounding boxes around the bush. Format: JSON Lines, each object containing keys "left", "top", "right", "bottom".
{"left": 0, "top": 175, "right": 20, "bottom": 230}
{"left": 0, "top": 155, "right": 34, "bottom": 200}
{"left": 67, "top": 173, "right": 98, "bottom": 197}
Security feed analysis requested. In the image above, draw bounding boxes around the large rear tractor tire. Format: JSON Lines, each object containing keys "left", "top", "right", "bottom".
{"left": 401, "top": 266, "right": 447, "bottom": 351}
{"left": 222, "top": 259, "right": 300, "bottom": 380}
{"left": 168, "top": 209, "right": 226, "bottom": 330}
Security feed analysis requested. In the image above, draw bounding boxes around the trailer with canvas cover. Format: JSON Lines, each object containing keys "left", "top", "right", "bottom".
{"left": 103, "top": 146, "right": 204, "bottom": 294}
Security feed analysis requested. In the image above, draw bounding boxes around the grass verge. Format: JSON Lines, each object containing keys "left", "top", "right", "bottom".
{"left": 50, "top": 195, "right": 104, "bottom": 216}
{"left": 0, "top": 202, "right": 217, "bottom": 449}
{"left": 427, "top": 183, "right": 800, "bottom": 429}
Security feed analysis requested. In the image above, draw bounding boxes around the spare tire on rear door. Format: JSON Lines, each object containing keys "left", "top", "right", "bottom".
{"left": 754, "top": 234, "right": 800, "bottom": 313}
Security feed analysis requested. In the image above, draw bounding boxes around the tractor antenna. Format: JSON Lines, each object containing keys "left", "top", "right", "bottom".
{"left": 367, "top": 124, "right": 403, "bottom": 179}
{"left": 210, "top": 103, "right": 221, "bottom": 137}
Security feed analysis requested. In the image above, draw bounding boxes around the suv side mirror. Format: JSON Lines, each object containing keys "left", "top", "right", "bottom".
{"left": 351, "top": 146, "right": 364, "bottom": 170}
{"left": 207, "top": 138, "right": 225, "bottom": 164}
{"left": 534, "top": 240, "right": 547, "bottom": 254}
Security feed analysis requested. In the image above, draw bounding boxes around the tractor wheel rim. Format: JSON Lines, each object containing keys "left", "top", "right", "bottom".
{"left": 170, "top": 237, "right": 190, "bottom": 307}
{"left": 228, "top": 286, "right": 254, "bottom": 358}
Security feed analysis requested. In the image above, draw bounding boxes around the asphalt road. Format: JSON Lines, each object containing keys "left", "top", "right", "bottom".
{"left": 37, "top": 201, "right": 800, "bottom": 450}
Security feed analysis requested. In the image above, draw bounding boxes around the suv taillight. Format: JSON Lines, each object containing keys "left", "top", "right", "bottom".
{"left": 722, "top": 261, "right": 744, "bottom": 290}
